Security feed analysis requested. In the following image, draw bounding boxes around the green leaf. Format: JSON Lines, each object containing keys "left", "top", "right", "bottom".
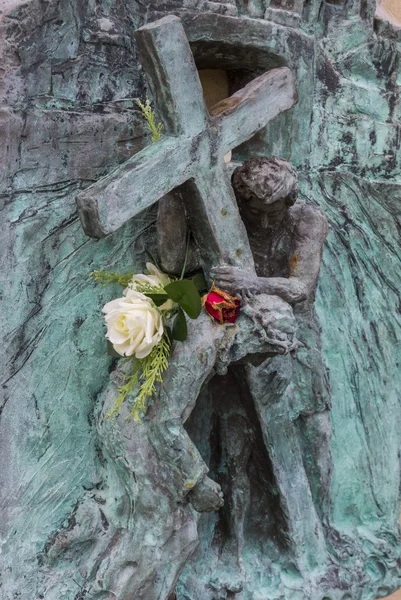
{"left": 192, "top": 273, "right": 208, "bottom": 294}
{"left": 172, "top": 308, "right": 188, "bottom": 341}
{"left": 164, "top": 280, "right": 202, "bottom": 319}
{"left": 144, "top": 292, "right": 170, "bottom": 307}
{"left": 107, "top": 340, "right": 122, "bottom": 358}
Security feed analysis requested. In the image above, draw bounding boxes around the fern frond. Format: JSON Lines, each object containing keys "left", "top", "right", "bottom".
{"left": 131, "top": 335, "right": 171, "bottom": 422}
{"left": 90, "top": 270, "right": 135, "bottom": 287}
{"left": 136, "top": 98, "right": 164, "bottom": 143}
{"left": 131, "top": 282, "right": 166, "bottom": 295}
{"left": 105, "top": 357, "right": 140, "bottom": 420}
{"left": 104, "top": 335, "right": 171, "bottom": 423}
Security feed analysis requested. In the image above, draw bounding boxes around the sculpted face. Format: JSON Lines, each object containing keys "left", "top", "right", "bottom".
{"left": 232, "top": 156, "right": 298, "bottom": 232}
{"left": 240, "top": 195, "right": 288, "bottom": 230}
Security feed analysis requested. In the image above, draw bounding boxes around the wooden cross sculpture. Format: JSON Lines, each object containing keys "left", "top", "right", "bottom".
{"left": 76, "top": 15, "right": 297, "bottom": 277}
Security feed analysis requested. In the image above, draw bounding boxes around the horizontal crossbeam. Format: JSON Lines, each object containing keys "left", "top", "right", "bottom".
{"left": 77, "top": 136, "right": 192, "bottom": 238}
{"left": 210, "top": 67, "right": 297, "bottom": 155}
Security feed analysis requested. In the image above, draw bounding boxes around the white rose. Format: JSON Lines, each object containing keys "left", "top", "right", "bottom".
{"left": 103, "top": 290, "right": 164, "bottom": 358}
{"left": 124, "top": 262, "right": 174, "bottom": 311}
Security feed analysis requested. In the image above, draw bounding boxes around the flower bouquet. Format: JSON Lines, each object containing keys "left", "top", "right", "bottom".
{"left": 91, "top": 262, "right": 241, "bottom": 422}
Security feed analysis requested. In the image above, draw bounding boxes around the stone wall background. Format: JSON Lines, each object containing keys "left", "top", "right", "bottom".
{"left": 1, "top": 0, "right": 401, "bottom": 598}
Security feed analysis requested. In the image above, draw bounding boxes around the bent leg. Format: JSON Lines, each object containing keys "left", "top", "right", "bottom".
{"left": 246, "top": 355, "right": 328, "bottom": 572}
{"left": 217, "top": 415, "right": 253, "bottom": 592}
{"left": 149, "top": 313, "right": 226, "bottom": 510}
{"left": 296, "top": 410, "right": 332, "bottom": 526}
{"left": 221, "top": 412, "right": 253, "bottom": 564}
{"left": 208, "top": 372, "right": 254, "bottom": 593}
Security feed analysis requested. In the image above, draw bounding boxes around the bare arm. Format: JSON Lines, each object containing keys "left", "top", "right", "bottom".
{"left": 248, "top": 276, "right": 309, "bottom": 304}
{"left": 157, "top": 193, "right": 199, "bottom": 275}
{"left": 212, "top": 271, "right": 309, "bottom": 304}
{"left": 213, "top": 204, "right": 328, "bottom": 305}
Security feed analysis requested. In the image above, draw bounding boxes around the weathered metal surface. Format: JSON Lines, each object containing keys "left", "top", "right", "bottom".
{"left": 1, "top": 0, "right": 401, "bottom": 599}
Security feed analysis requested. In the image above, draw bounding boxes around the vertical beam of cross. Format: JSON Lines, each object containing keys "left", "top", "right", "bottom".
{"left": 76, "top": 15, "right": 297, "bottom": 275}
{"left": 136, "top": 17, "right": 209, "bottom": 137}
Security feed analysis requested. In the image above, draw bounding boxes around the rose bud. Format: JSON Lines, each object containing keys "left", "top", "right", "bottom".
{"left": 202, "top": 285, "right": 241, "bottom": 324}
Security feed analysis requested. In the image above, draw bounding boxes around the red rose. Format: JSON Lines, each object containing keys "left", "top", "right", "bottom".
{"left": 202, "top": 285, "right": 241, "bottom": 324}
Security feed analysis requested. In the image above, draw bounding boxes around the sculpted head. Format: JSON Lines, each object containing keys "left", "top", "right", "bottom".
{"left": 232, "top": 156, "right": 298, "bottom": 230}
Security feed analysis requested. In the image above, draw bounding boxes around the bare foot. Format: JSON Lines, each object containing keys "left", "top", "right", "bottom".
{"left": 188, "top": 475, "right": 224, "bottom": 513}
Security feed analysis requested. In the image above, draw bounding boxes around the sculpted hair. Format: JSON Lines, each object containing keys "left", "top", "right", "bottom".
{"left": 232, "top": 156, "right": 298, "bottom": 206}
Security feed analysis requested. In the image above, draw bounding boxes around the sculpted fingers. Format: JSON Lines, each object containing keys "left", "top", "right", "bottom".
{"left": 240, "top": 289, "right": 248, "bottom": 305}
{"left": 215, "top": 276, "right": 234, "bottom": 285}
{"left": 213, "top": 273, "right": 235, "bottom": 287}
{"left": 211, "top": 266, "right": 241, "bottom": 277}
{"left": 211, "top": 267, "right": 251, "bottom": 294}
{"left": 216, "top": 282, "right": 235, "bottom": 294}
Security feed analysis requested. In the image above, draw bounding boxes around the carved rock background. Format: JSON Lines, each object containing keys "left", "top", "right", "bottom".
{"left": 1, "top": 0, "right": 401, "bottom": 599}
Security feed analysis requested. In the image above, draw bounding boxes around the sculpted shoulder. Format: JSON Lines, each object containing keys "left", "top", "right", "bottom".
{"left": 289, "top": 200, "right": 328, "bottom": 241}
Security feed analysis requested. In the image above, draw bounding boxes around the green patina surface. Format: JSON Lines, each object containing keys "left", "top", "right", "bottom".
{"left": 1, "top": 0, "right": 401, "bottom": 599}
